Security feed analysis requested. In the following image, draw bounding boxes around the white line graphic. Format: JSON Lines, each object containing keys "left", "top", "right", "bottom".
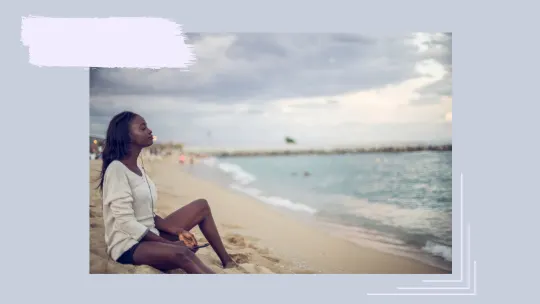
{"left": 423, "top": 172, "right": 463, "bottom": 283}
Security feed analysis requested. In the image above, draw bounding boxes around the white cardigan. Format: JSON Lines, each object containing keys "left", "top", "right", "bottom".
{"left": 102, "top": 160, "right": 160, "bottom": 261}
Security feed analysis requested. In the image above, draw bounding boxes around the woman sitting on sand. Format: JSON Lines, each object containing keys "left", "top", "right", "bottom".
{"left": 97, "top": 111, "right": 236, "bottom": 274}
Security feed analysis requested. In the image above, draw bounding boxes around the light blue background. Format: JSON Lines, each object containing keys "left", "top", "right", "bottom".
{"left": 4, "top": 0, "right": 538, "bottom": 303}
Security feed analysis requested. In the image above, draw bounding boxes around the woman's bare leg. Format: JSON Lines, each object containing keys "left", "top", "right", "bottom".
{"left": 162, "top": 199, "right": 235, "bottom": 268}
{"left": 158, "top": 231, "right": 216, "bottom": 273}
{"left": 132, "top": 242, "right": 215, "bottom": 274}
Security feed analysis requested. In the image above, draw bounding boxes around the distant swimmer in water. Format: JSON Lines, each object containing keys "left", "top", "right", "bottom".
{"left": 304, "top": 171, "right": 311, "bottom": 177}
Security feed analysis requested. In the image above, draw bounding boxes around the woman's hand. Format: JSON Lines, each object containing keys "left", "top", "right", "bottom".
{"left": 178, "top": 229, "right": 198, "bottom": 249}
{"left": 172, "top": 240, "right": 199, "bottom": 253}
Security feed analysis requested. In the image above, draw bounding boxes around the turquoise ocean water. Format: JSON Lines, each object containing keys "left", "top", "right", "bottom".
{"left": 188, "top": 151, "right": 452, "bottom": 270}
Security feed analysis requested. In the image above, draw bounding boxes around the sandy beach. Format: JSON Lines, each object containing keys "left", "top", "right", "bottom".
{"left": 89, "top": 154, "right": 449, "bottom": 274}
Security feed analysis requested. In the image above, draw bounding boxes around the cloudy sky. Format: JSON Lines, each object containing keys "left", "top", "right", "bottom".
{"left": 90, "top": 32, "right": 452, "bottom": 149}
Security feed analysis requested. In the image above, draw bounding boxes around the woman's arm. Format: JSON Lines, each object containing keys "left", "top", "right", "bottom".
{"left": 154, "top": 215, "right": 184, "bottom": 235}
{"left": 104, "top": 162, "right": 173, "bottom": 244}
{"left": 140, "top": 229, "right": 176, "bottom": 244}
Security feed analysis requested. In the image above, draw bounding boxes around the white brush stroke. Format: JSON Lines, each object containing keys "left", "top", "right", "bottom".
{"left": 20, "top": 16, "right": 196, "bottom": 68}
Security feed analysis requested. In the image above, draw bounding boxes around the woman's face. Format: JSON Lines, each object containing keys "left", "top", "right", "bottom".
{"left": 129, "top": 115, "right": 154, "bottom": 147}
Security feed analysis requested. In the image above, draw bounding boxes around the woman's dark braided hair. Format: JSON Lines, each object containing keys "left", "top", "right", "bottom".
{"left": 96, "top": 111, "right": 138, "bottom": 192}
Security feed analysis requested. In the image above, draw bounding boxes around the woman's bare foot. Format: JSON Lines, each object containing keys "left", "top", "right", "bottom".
{"left": 222, "top": 259, "right": 238, "bottom": 269}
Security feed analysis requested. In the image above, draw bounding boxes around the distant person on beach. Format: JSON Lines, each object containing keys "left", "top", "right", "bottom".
{"left": 97, "top": 111, "right": 236, "bottom": 274}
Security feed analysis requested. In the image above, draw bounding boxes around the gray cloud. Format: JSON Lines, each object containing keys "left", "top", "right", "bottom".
{"left": 91, "top": 33, "right": 436, "bottom": 103}
{"left": 90, "top": 33, "right": 452, "bottom": 145}
{"left": 412, "top": 33, "right": 452, "bottom": 104}
{"left": 287, "top": 99, "right": 341, "bottom": 110}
